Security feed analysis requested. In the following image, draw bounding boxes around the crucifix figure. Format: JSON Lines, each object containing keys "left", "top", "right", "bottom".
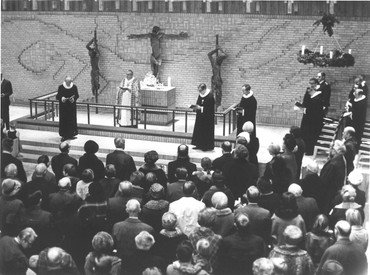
{"left": 86, "top": 29, "right": 100, "bottom": 99}
{"left": 128, "top": 26, "right": 188, "bottom": 80}
{"left": 208, "top": 35, "right": 227, "bottom": 110}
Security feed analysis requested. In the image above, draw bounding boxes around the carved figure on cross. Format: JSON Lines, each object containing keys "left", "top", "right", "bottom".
{"left": 128, "top": 26, "right": 188, "bottom": 80}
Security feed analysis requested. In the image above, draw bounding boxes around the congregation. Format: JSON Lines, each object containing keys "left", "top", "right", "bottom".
{"left": 0, "top": 117, "right": 368, "bottom": 274}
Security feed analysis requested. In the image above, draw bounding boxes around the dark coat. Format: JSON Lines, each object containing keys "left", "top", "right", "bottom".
{"left": 296, "top": 196, "right": 320, "bottom": 231}
{"left": 153, "top": 232, "right": 188, "bottom": 265}
{"left": 167, "top": 159, "right": 197, "bottom": 183}
{"left": 281, "top": 150, "right": 298, "bottom": 182}
{"left": 344, "top": 137, "right": 359, "bottom": 174}
{"left": 51, "top": 152, "right": 78, "bottom": 181}
{"left": 0, "top": 195, "right": 24, "bottom": 236}
{"left": 123, "top": 249, "right": 166, "bottom": 275}
{"left": 79, "top": 153, "right": 105, "bottom": 181}
{"left": 141, "top": 199, "right": 169, "bottom": 233}
{"left": 319, "top": 80, "right": 331, "bottom": 108}
{"left": 107, "top": 194, "right": 132, "bottom": 226}
{"left": 212, "top": 153, "right": 233, "bottom": 171}
{"left": 299, "top": 173, "right": 326, "bottom": 212}
{"left": 23, "top": 176, "right": 58, "bottom": 208}
{"left": 1, "top": 152, "right": 27, "bottom": 183}
{"left": 106, "top": 150, "right": 137, "bottom": 181}
{"left": 139, "top": 165, "right": 168, "bottom": 191}
{"left": 247, "top": 137, "right": 259, "bottom": 166}
{"left": 98, "top": 177, "right": 121, "bottom": 199}
{"left": 1, "top": 79, "right": 13, "bottom": 107}
{"left": 202, "top": 185, "right": 235, "bottom": 210}
{"left": 236, "top": 94, "right": 257, "bottom": 136}
{"left": 166, "top": 180, "right": 187, "bottom": 203}
{"left": 0, "top": 236, "right": 28, "bottom": 275}
{"left": 258, "top": 192, "right": 280, "bottom": 215}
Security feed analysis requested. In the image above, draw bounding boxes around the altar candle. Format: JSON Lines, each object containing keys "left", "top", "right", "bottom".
{"left": 348, "top": 49, "right": 352, "bottom": 54}
{"left": 167, "top": 76, "right": 171, "bottom": 87}
{"left": 329, "top": 51, "right": 333, "bottom": 59}
{"left": 301, "top": 45, "right": 305, "bottom": 55}
{"left": 320, "top": 46, "right": 323, "bottom": 55}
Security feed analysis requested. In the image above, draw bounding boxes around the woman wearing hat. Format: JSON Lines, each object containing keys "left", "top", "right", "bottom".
{"left": 139, "top": 150, "right": 167, "bottom": 189}
{"left": 78, "top": 140, "right": 105, "bottom": 181}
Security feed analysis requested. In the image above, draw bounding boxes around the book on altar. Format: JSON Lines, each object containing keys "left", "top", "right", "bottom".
{"left": 189, "top": 104, "right": 197, "bottom": 109}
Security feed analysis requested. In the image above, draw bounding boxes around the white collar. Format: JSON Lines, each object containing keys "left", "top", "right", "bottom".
{"left": 63, "top": 82, "right": 74, "bottom": 89}
{"left": 242, "top": 91, "right": 254, "bottom": 99}
{"left": 354, "top": 95, "right": 366, "bottom": 102}
{"left": 311, "top": 91, "right": 322, "bottom": 98}
{"left": 199, "top": 89, "right": 210, "bottom": 98}
{"left": 361, "top": 81, "right": 366, "bottom": 86}
{"left": 319, "top": 80, "right": 325, "bottom": 84}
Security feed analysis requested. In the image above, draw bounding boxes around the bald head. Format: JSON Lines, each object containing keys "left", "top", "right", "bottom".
{"left": 335, "top": 220, "right": 351, "bottom": 238}
{"left": 34, "top": 163, "right": 47, "bottom": 178}
{"left": 246, "top": 185, "right": 260, "bottom": 203}
{"left": 4, "top": 163, "right": 17, "bottom": 178}
{"left": 58, "top": 177, "right": 71, "bottom": 190}
{"left": 183, "top": 181, "right": 196, "bottom": 196}
{"left": 242, "top": 121, "right": 254, "bottom": 133}
{"left": 59, "top": 141, "right": 70, "bottom": 153}
{"left": 119, "top": 181, "right": 133, "bottom": 195}
{"left": 221, "top": 141, "right": 232, "bottom": 153}
{"left": 114, "top": 137, "right": 125, "bottom": 149}
{"left": 211, "top": 192, "right": 228, "bottom": 210}
{"left": 235, "top": 213, "right": 250, "bottom": 233}
{"left": 288, "top": 183, "right": 303, "bottom": 197}
{"left": 126, "top": 199, "right": 141, "bottom": 216}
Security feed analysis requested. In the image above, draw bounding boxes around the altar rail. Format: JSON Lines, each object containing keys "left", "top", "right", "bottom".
{"left": 29, "top": 93, "right": 238, "bottom": 136}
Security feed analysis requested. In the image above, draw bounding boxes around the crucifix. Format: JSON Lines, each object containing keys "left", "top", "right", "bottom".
{"left": 86, "top": 29, "right": 100, "bottom": 113}
{"left": 208, "top": 34, "right": 227, "bottom": 110}
{"left": 128, "top": 26, "right": 189, "bottom": 80}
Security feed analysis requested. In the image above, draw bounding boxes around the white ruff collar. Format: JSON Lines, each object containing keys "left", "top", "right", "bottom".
{"left": 311, "top": 91, "right": 322, "bottom": 98}
{"left": 200, "top": 89, "right": 210, "bottom": 98}
{"left": 361, "top": 81, "right": 366, "bottom": 86}
{"left": 242, "top": 91, "right": 254, "bottom": 99}
{"left": 63, "top": 82, "right": 74, "bottom": 89}
{"left": 124, "top": 77, "right": 135, "bottom": 88}
{"left": 354, "top": 95, "right": 366, "bottom": 102}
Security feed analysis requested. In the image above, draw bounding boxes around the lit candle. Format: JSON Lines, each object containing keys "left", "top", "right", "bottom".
{"left": 348, "top": 49, "right": 352, "bottom": 54}
{"left": 167, "top": 76, "right": 171, "bottom": 87}
{"left": 320, "top": 46, "right": 323, "bottom": 55}
{"left": 329, "top": 51, "right": 333, "bottom": 59}
{"left": 301, "top": 45, "right": 306, "bottom": 55}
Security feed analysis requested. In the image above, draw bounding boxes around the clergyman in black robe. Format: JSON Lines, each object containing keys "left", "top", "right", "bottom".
{"left": 191, "top": 83, "right": 215, "bottom": 151}
{"left": 236, "top": 84, "right": 257, "bottom": 136}
{"left": 349, "top": 89, "right": 367, "bottom": 142}
{"left": 56, "top": 76, "right": 79, "bottom": 141}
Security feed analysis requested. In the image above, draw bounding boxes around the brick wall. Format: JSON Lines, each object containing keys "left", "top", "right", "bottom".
{"left": 2, "top": 12, "right": 370, "bottom": 127}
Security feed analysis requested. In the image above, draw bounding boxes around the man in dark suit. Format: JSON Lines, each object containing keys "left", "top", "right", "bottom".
{"left": 112, "top": 199, "right": 154, "bottom": 260}
{"left": 235, "top": 186, "right": 271, "bottom": 244}
{"left": 1, "top": 74, "right": 13, "bottom": 130}
{"left": 166, "top": 167, "right": 188, "bottom": 202}
{"left": 1, "top": 138, "right": 27, "bottom": 183}
{"left": 256, "top": 177, "right": 280, "bottom": 215}
{"left": 51, "top": 141, "right": 78, "bottom": 182}
{"left": 212, "top": 141, "right": 233, "bottom": 171}
{"left": 106, "top": 137, "right": 136, "bottom": 181}
{"left": 317, "top": 72, "right": 331, "bottom": 115}
{"left": 236, "top": 84, "right": 257, "bottom": 136}
{"left": 167, "top": 144, "right": 197, "bottom": 183}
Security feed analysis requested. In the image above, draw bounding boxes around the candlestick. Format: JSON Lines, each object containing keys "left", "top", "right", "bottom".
{"left": 301, "top": 45, "right": 306, "bottom": 55}
{"left": 320, "top": 46, "right": 323, "bottom": 55}
{"left": 167, "top": 76, "right": 171, "bottom": 87}
{"left": 348, "top": 49, "right": 352, "bottom": 54}
{"left": 329, "top": 51, "right": 333, "bottom": 59}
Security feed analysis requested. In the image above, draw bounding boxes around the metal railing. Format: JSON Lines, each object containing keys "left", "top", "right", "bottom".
{"left": 29, "top": 93, "right": 238, "bottom": 136}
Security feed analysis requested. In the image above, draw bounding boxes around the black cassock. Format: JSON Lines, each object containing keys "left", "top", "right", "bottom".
{"left": 236, "top": 94, "right": 257, "bottom": 136}
{"left": 300, "top": 91, "right": 324, "bottom": 155}
{"left": 56, "top": 84, "right": 79, "bottom": 139}
{"left": 350, "top": 97, "right": 367, "bottom": 142}
{"left": 191, "top": 91, "right": 215, "bottom": 151}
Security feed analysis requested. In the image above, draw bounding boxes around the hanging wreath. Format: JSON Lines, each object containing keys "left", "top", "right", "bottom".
{"left": 313, "top": 13, "right": 340, "bottom": 37}
{"left": 297, "top": 48, "right": 355, "bottom": 67}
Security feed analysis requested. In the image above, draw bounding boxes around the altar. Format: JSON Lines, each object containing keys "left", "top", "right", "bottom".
{"left": 140, "top": 85, "right": 176, "bottom": 125}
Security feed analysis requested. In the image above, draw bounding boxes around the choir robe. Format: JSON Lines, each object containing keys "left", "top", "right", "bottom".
{"left": 236, "top": 92, "right": 257, "bottom": 136}
{"left": 300, "top": 90, "right": 324, "bottom": 155}
{"left": 56, "top": 82, "right": 79, "bottom": 139}
{"left": 191, "top": 90, "right": 215, "bottom": 151}
{"left": 350, "top": 96, "right": 367, "bottom": 142}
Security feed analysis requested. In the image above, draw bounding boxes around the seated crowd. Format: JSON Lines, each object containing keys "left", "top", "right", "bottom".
{"left": 0, "top": 124, "right": 368, "bottom": 275}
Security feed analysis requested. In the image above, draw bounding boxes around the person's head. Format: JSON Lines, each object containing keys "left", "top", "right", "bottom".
{"left": 149, "top": 183, "right": 164, "bottom": 200}
{"left": 152, "top": 26, "right": 160, "bottom": 34}
{"left": 126, "top": 199, "right": 141, "bottom": 216}
{"left": 354, "top": 77, "right": 361, "bottom": 86}
{"left": 162, "top": 212, "right": 177, "bottom": 231}
{"left": 211, "top": 192, "right": 228, "bottom": 210}
{"left": 176, "top": 241, "right": 194, "bottom": 263}
{"left": 330, "top": 140, "right": 346, "bottom": 157}
{"left": 2, "top": 138, "right": 13, "bottom": 152}
{"left": 104, "top": 164, "right": 116, "bottom": 179}
{"left": 221, "top": 141, "right": 232, "bottom": 154}
{"left": 114, "top": 137, "right": 125, "bottom": 149}
{"left": 276, "top": 192, "right": 298, "bottom": 220}
{"left": 144, "top": 150, "right": 159, "bottom": 165}
{"left": 64, "top": 76, "right": 72, "bottom": 86}
{"left": 198, "top": 208, "right": 216, "bottom": 228}
{"left": 289, "top": 126, "right": 302, "bottom": 139}
{"left": 34, "top": 163, "right": 47, "bottom": 178}
{"left": 234, "top": 213, "right": 250, "bottom": 234}
{"left": 212, "top": 170, "right": 225, "bottom": 188}
{"left": 175, "top": 167, "right": 188, "bottom": 180}
{"left": 236, "top": 135, "right": 249, "bottom": 147}
{"left": 84, "top": 140, "right": 99, "bottom": 154}
{"left": 183, "top": 181, "right": 196, "bottom": 197}
{"left": 309, "top": 77, "right": 319, "bottom": 88}
{"left": 59, "top": 141, "right": 70, "bottom": 153}
{"left": 242, "top": 121, "right": 254, "bottom": 134}
{"left": 244, "top": 185, "right": 259, "bottom": 203}
{"left": 135, "top": 231, "right": 155, "bottom": 251}
{"left": 87, "top": 182, "right": 104, "bottom": 202}
{"left": 118, "top": 181, "right": 133, "bottom": 196}
{"left": 63, "top": 163, "right": 77, "bottom": 177}
{"left": 130, "top": 171, "right": 145, "bottom": 187}
{"left": 27, "top": 191, "right": 43, "bottom": 208}
{"left": 342, "top": 126, "right": 355, "bottom": 140}
{"left": 198, "top": 83, "right": 207, "bottom": 94}
{"left": 267, "top": 143, "right": 281, "bottom": 156}
{"left": 242, "top": 84, "right": 251, "bottom": 95}
{"left": 283, "top": 133, "right": 296, "bottom": 152}
{"left": 4, "top": 163, "right": 18, "bottom": 178}
{"left": 46, "top": 247, "right": 71, "bottom": 269}
{"left": 58, "top": 177, "right": 71, "bottom": 190}
{"left": 317, "top": 72, "right": 326, "bottom": 82}
{"left": 252, "top": 258, "right": 274, "bottom": 275}
{"left": 2, "top": 178, "right": 21, "bottom": 197}
{"left": 270, "top": 258, "right": 288, "bottom": 275}
{"left": 17, "top": 227, "right": 37, "bottom": 249}
{"left": 340, "top": 184, "right": 356, "bottom": 203}
{"left": 146, "top": 172, "right": 158, "bottom": 186}
{"left": 334, "top": 220, "right": 351, "bottom": 238}
{"left": 283, "top": 225, "right": 303, "bottom": 246}
{"left": 201, "top": 157, "right": 212, "bottom": 171}
{"left": 92, "top": 231, "right": 114, "bottom": 255}
{"left": 126, "top": 70, "right": 134, "bottom": 80}
{"left": 196, "top": 239, "right": 212, "bottom": 259}
{"left": 142, "top": 267, "right": 162, "bottom": 275}
{"left": 345, "top": 208, "right": 363, "bottom": 226}
{"left": 37, "top": 155, "right": 50, "bottom": 167}
{"left": 177, "top": 144, "right": 189, "bottom": 161}
{"left": 306, "top": 159, "right": 319, "bottom": 174}
{"left": 287, "top": 183, "right": 303, "bottom": 198}
{"left": 234, "top": 144, "right": 249, "bottom": 160}
{"left": 347, "top": 169, "right": 363, "bottom": 187}
{"left": 257, "top": 177, "right": 273, "bottom": 194}
{"left": 321, "top": 260, "right": 344, "bottom": 275}
{"left": 311, "top": 214, "right": 330, "bottom": 235}
{"left": 81, "top": 168, "right": 94, "bottom": 183}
